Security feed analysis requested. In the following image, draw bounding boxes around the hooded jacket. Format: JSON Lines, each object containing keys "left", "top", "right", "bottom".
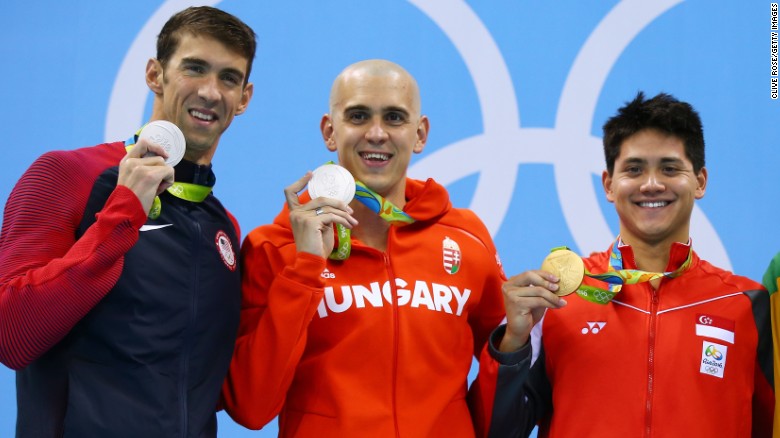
{"left": 224, "top": 177, "right": 506, "bottom": 437}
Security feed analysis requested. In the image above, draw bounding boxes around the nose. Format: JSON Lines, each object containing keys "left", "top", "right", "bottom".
{"left": 365, "top": 118, "right": 388, "bottom": 144}
{"left": 640, "top": 170, "right": 665, "bottom": 193}
{"left": 198, "top": 75, "right": 220, "bottom": 103}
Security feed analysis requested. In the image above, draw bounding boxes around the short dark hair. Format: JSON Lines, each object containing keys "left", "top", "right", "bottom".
{"left": 156, "top": 6, "right": 257, "bottom": 84}
{"left": 602, "top": 92, "right": 705, "bottom": 175}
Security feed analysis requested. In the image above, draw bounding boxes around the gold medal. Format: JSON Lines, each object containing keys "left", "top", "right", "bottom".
{"left": 541, "top": 248, "right": 585, "bottom": 296}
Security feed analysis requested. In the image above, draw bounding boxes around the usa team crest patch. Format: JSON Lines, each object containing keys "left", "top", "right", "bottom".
{"left": 442, "top": 237, "right": 461, "bottom": 275}
{"left": 215, "top": 231, "right": 237, "bottom": 271}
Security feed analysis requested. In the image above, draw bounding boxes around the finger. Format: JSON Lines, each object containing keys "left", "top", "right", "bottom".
{"left": 126, "top": 138, "right": 169, "bottom": 161}
{"left": 312, "top": 208, "right": 359, "bottom": 229}
{"left": 506, "top": 270, "right": 559, "bottom": 292}
{"left": 503, "top": 276, "right": 566, "bottom": 307}
{"left": 305, "top": 201, "right": 356, "bottom": 225}
{"left": 284, "top": 172, "right": 313, "bottom": 210}
{"left": 156, "top": 167, "right": 176, "bottom": 195}
{"left": 504, "top": 289, "right": 566, "bottom": 310}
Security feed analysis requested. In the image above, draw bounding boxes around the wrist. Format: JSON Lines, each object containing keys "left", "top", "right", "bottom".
{"left": 499, "top": 329, "right": 529, "bottom": 353}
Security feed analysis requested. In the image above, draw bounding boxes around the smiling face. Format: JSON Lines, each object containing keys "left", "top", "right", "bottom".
{"left": 602, "top": 128, "right": 707, "bottom": 248}
{"left": 146, "top": 33, "right": 253, "bottom": 164}
{"left": 320, "top": 61, "right": 428, "bottom": 207}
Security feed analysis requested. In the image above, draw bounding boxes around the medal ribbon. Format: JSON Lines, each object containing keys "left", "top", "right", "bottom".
{"left": 124, "top": 139, "right": 212, "bottom": 219}
{"left": 326, "top": 172, "right": 415, "bottom": 260}
{"left": 574, "top": 239, "right": 693, "bottom": 304}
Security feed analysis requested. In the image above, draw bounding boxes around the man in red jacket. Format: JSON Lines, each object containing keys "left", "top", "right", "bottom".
{"left": 223, "top": 59, "right": 506, "bottom": 437}
{"left": 470, "top": 92, "right": 775, "bottom": 437}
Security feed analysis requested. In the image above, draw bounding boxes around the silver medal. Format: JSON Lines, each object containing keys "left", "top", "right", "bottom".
{"left": 308, "top": 164, "right": 356, "bottom": 203}
{"left": 138, "top": 120, "right": 186, "bottom": 167}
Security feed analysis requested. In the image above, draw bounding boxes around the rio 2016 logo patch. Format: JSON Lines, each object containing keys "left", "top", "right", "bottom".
{"left": 215, "top": 231, "right": 236, "bottom": 272}
{"left": 700, "top": 341, "right": 728, "bottom": 379}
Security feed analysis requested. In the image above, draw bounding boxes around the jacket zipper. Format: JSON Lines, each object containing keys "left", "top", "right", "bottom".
{"left": 179, "top": 220, "right": 201, "bottom": 437}
{"left": 645, "top": 284, "right": 659, "bottom": 438}
{"left": 383, "top": 229, "right": 402, "bottom": 438}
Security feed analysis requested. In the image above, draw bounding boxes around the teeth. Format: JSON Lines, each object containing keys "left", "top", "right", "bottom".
{"left": 362, "top": 152, "right": 390, "bottom": 161}
{"left": 190, "top": 110, "right": 214, "bottom": 121}
{"left": 639, "top": 201, "right": 668, "bottom": 208}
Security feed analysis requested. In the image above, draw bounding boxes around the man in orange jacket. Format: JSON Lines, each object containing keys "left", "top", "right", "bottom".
{"left": 222, "top": 59, "right": 506, "bottom": 437}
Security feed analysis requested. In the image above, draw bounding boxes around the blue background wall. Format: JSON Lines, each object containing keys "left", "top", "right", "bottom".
{"left": 1, "top": 1, "right": 778, "bottom": 436}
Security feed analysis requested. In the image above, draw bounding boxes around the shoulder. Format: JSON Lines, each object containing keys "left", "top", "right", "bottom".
{"left": 28, "top": 142, "right": 124, "bottom": 180}
{"left": 696, "top": 257, "right": 764, "bottom": 292}
{"left": 242, "top": 220, "right": 293, "bottom": 252}
{"left": 582, "top": 248, "right": 610, "bottom": 270}
{"left": 438, "top": 207, "right": 495, "bottom": 248}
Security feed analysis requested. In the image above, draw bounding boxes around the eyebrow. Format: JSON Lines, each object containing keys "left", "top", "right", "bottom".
{"left": 343, "top": 105, "right": 410, "bottom": 116}
{"left": 621, "top": 156, "right": 686, "bottom": 166}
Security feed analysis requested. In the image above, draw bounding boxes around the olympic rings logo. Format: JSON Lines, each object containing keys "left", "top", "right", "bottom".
{"left": 703, "top": 365, "right": 720, "bottom": 374}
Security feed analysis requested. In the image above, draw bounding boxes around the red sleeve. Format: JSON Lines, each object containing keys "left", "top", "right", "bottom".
{"left": 0, "top": 153, "right": 146, "bottom": 370}
{"left": 221, "top": 226, "right": 325, "bottom": 429}
{"left": 461, "top": 210, "right": 507, "bottom": 357}
{"left": 468, "top": 342, "right": 501, "bottom": 438}
{"left": 226, "top": 209, "right": 241, "bottom": 239}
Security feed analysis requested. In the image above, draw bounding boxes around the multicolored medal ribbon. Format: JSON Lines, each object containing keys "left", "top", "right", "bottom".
{"left": 329, "top": 179, "right": 415, "bottom": 260}
{"left": 543, "top": 239, "right": 693, "bottom": 304}
{"left": 125, "top": 137, "right": 212, "bottom": 219}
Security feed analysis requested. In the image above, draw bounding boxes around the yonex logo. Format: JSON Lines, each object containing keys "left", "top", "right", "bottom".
{"left": 581, "top": 321, "right": 606, "bottom": 334}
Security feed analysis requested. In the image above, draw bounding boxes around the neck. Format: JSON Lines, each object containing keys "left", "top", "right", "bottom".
{"left": 350, "top": 201, "right": 391, "bottom": 251}
{"left": 619, "top": 237, "right": 670, "bottom": 274}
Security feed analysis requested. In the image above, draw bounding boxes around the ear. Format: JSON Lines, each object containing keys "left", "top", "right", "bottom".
{"left": 321, "top": 114, "right": 337, "bottom": 152}
{"left": 235, "top": 82, "right": 254, "bottom": 116}
{"left": 146, "top": 58, "right": 164, "bottom": 94}
{"left": 694, "top": 167, "right": 707, "bottom": 200}
{"left": 413, "top": 115, "right": 429, "bottom": 154}
{"left": 602, "top": 170, "right": 615, "bottom": 203}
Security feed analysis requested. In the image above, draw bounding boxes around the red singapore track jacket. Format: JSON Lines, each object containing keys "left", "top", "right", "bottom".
{"left": 471, "top": 242, "right": 774, "bottom": 438}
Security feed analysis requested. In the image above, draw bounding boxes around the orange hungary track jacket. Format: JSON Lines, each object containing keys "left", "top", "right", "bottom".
{"left": 223, "top": 178, "right": 506, "bottom": 437}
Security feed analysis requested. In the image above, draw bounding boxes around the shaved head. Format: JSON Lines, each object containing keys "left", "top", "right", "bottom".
{"left": 329, "top": 59, "right": 421, "bottom": 116}
{"left": 320, "top": 59, "right": 429, "bottom": 205}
